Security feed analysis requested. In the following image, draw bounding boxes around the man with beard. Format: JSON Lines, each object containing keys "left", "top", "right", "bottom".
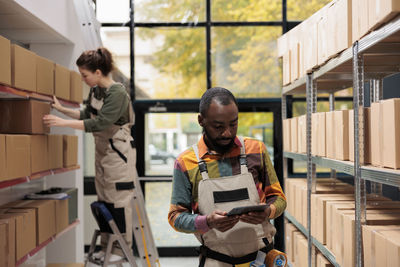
{"left": 168, "top": 87, "right": 286, "bottom": 267}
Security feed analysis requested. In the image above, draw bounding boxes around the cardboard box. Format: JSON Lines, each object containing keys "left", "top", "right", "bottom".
{"left": 369, "top": 0, "right": 400, "bottom": 30}
{"left": 298, "top": 115, "right": 306, "bottom": 154}
{"left": 297, "top": 234, "right": 309, "bottom": 267}
{"left": 0, "top": 35, "right": 11, "bottom": 86}
{"left": 285, "top": 222, "right": 299, "bottom": 263}
{"left": 11, "top": 44, "right": 36, "bottom": 92}
{"left": 327, "top": 0, "right": 352, "bottom": 58}
{"left": 55, "top": 64, "right": 71, "bottom": 100}
{"left": 326, "top": 111, "right": 335, "bottom": 159}
{"left": 352, "top": 0, "right": 370, "bottom": 42}
{"left": 63, "top": 135, "right": 78, "bottom": 167}
{"left": 317, "top": 253, "right": 333, "bottom": 267}
{"left": 4, "top": 200, "right": 56, "bottom": 245}
{"left": 48, "top": 135, "right": 63, "bottom": 169}
{"left": 318, "top": 112, "right": 327, "bottom": 157}
{"left": 302, "top": 13, "right": 319, "bottom": 73}
{"left": 290, "top": 40, "right": 300, "bottom": 82}
{"left": 59, "top": 188, "right": 78, "bottom": 224}
{"left": 334, "top": 110, "right": 349, "bottom": 161}
{"left": 70, "top": 71, "right": 83, "bottom": 103}
{"left": 382, "top": 98, "right": 400, "bottom": 169}
{"left": 283, "top": 51, "right": 291, "bottom": 86}
{"left": 283, "top": 119, "right": 291, "bottom": 152}
{"left": 0, "top": 217, "right": 15, "bottom": 267}
{"left": 0, "top": 209, "right": 36, "bottom": 261}
{"left": 0, "top": 135, "right": 6, "bottom": 181}
{"left": 31, "top": 135, "right": 49, "bottom": 174}
{"left": 370, "top": 102, "right": 383, "bottom": 166}
{"left": 36, "top": 56, "right": 54, "bottom": 96}
{"left": 5, "top": 135, "right": 30, "bottom": 180}
{"left": 317, "top": 5, "right": 329, "bottom": 65}
{"left": 0, "top": 99, "right": 51, "bottom": 134}
{"left": 363, "top": 225, "right": 400, "bottom": 267}
{"left": 290, "top": 117, "right": 298, "bottom": 153}
{"left": 55, "top": 199, "right": 69, "bottom": 233}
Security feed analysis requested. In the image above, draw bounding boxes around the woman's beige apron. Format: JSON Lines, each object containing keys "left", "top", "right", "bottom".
{"left": 193, "top": 137, "right": 276, "bottom": 266}
{"left": 89, "top": 84, "right": 136, "bottom": 252}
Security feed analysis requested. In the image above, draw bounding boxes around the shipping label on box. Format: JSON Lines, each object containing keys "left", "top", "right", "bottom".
{"left": 36, "top": 56, "right": 54, "bottom": 96}
{"left": 55, "top": 64, "right": 71, "bottom": 100}
{"left": 0, "top": 99, "right": 50, "bottom": 134}
{"left": 0, "top": 35, "right": 11, "bottom": 86}
{"left": 11, "top": 44, "right": 36, "bottom": 92}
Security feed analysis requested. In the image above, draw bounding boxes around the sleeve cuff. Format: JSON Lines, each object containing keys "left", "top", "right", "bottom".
{"left": 195, "top": 215, "right": 210, "bottom": 233}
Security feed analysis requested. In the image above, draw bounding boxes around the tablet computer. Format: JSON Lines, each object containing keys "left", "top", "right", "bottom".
{"left": 226, "top": 204, "right": 268, "bottom": 216}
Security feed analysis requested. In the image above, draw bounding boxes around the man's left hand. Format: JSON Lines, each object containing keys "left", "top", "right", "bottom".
{"left": 239, "top": 206, "right": 271, "bottom": 225}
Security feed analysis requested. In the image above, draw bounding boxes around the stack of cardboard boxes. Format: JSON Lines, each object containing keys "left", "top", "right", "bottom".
{"left": 278, "top": 0, "right": 400, "bottom": 85}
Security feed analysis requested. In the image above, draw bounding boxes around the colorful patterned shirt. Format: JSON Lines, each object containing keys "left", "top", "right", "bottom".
{"left": 168, "top": 135, "right": 286, "bottom": 234}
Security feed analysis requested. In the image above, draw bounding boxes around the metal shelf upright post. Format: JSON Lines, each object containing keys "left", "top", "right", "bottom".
{"left": 306, "top": 73, "right": 317, "bottom": 267}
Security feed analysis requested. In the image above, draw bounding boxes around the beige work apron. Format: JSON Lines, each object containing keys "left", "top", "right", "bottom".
{"left": 89, "top": 84, "right": 136, "bottom": 252}
{"left": 193, "top": 137, "right": 276, "bottom": 267}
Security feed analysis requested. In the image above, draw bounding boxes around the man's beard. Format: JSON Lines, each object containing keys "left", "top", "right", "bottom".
{"left": 203, "top": 127, "right": 235, "bottom": 154}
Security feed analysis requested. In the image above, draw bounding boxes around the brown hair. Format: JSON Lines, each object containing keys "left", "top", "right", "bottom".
{"left": 76, "top": 47, "right": 114, "bottom": 76}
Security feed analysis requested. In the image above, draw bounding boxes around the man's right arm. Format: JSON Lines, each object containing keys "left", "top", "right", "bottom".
{"left": 168, "top": 159, "right": 199, "bottom": 233}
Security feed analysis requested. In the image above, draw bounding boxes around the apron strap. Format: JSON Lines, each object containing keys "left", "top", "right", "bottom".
{"left": 197, "top": 245, "right": 257, "bottom": 266}
{"left": 192, "top": 145, "right": 210, "bottom": 180}
{"left": 237, "top": 136, "right": 249, "bottom": 174}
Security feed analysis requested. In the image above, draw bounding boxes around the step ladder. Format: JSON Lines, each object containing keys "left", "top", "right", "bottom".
{"left": 85, "top": 179, "right": 160, "bottom": 267}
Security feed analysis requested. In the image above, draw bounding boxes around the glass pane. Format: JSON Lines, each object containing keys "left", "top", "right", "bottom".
{"left": 212, "top": 0, "right": 281, "bottom": 21}
{"left": 134, "top": 0, "right": 205, "bottom": 23}
{"left": 212, "top": 27, "right": 282, "bottom": 97}
{"left": 100, "top": 27, "right": 131, "bottom": 80}
{"left": 145, "top": 181, "right": 200, "bottom": 247}
{"left": 287, "top": 0, "right": 332, "bottom": 21}
{"left": 135, "top": 28, "right": 206, "bottom": 99}
{"left": 144, "top": 112, "right": 274, "bottom": 176}
{"left": 96, "top": 0, "right": 130, "bottom": 23}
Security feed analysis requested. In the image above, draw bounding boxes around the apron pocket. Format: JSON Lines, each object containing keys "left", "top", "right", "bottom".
{"left": 115, "top": 181, "right": 135, "bottom": 191}
{"left": 213, "top": 188, "right": 249, "bottom": 203}
{"left": 109, "top": 139, "right": 127, "bottom": 163}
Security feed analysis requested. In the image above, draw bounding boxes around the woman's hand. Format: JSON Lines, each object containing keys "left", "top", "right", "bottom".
{"left": 43, "top": 114, "right": 66, "bottom": 127}
{"left": 206, "top": 210, "right": 240, "bottom": 232}
{"left": 51, "top": 96, "right": 63, "bottom": 112}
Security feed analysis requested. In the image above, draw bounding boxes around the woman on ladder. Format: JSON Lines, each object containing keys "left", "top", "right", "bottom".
{"left": 43, "top": 47, "right": 136, "bottom": 262}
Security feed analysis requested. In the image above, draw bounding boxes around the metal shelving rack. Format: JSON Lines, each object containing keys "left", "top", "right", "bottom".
{"left": 282, "top": 15, "right": 400, "bottom": 267}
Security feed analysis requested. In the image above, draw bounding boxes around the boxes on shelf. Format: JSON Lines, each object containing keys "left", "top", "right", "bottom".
{"left": 283, "top": 119, "right": 291, "bottom": 152}
{"left": 284, "top": 221, "right": 299, "bottom": 264}
{"left": 316, "top": 252, "right": 333, "bottom": 267}
{"left": 334, "top": 110, "right": 349, "bottom": 161}
{"left": 11, "top": 44, "right": 36, "bottom": 92}
{"left": 3, "top": 200, "right": 57, "bottom": 246}
{"left": 31, "top": 135, "right": 49, "bottom": 174}
{"left": 0, "top": 35, "right": 11, "bottom": 86}
{"left": 371, "top": 101, "right": 383, "bottom": 166}
{"left": 326, "top": 111, "right": 335, "bottom": 159}
{"left": 0, "top": 209, "right": 36, "bottom": 261}
{"left": 368, "top": 0, "right": 400, "bottom": 31}
{"left": 55, "top": 64, "right": 70, "bottom": 100}
{"left": 382, "top": 98, "right": 400, "bottom": 169}
{"left": 36, "top": 56, "right": 54, "bottom": 96}
{"left": 63, "top": 135, "right": 78, "bottom": 168}
{"left": 0, "top": 217, "right": 15, "bottom": 267}
{"left": 55, "top": 198, "right": 69, "bottom": 234}
{"left": 290, "top": 117, "right": 298, "bottom": 153}
{"left": 48, "top": 135, "right": 63, "bottom": 169}
{"left": 70, "top": 71, "right": 83, "bottom": 103}
{"left": 363, "top": 225, "right": 400, "bottom": 267}
{"left": 5, "top": 135, "right": 31, "bottom": 180}
{"left": 0, "top": 99, "right": 51, "bottom": 134}
{"left": 352, "top": 0, "right": 370, "bottom": 42}
{"left": 296, "top": 233, "right": 309, "bottom": 267}
{"left": 59, "top": 188, "right": 78, "bottom": 224}
{"left": 311, "top": 112, "right": 327, "bottom": 157}
{"left": 301, "top": 12, "right": 319, "bottom": 73}
{"left": 348, "top": 108, "right": 371, "bottom": 163}
{"left": 297, "top": 115, "right": 306, "bottom": 154}
{"left": 282, "top": 51, "right": 291, "bottom": 86}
